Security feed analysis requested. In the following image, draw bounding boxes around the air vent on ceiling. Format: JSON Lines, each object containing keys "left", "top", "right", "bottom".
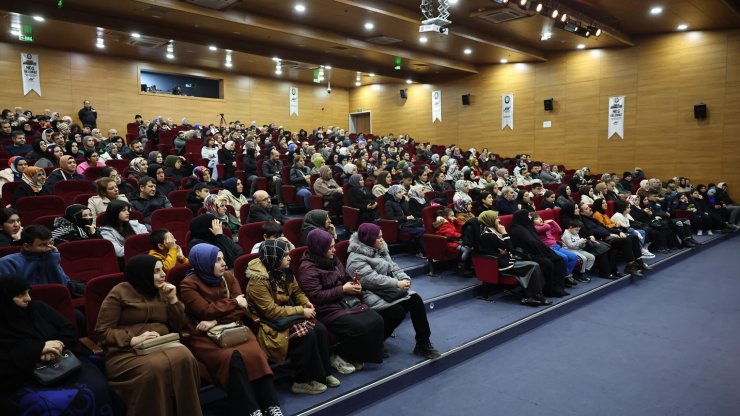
{"left": 366, "top": 36, "right": 403, "bottom": 45}
{"left": 182, "top": 0, "right": 240, "bottom": 10}
{"left": 281, "top": 60, "right": 318, "bottom": 71}
{"left": 126, "top": 35, "right": 169, "bottom": 48}
{"left": 476, "top": 7, "right": 529, "bottom": 24}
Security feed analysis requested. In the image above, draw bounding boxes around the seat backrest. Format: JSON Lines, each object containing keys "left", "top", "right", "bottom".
{"left": 124, "top": 232, "right": 152, "bottom": 262}
{"left": 422, "top": 205, "right": 440, "bottom": 234}
{"left": 376, "top": 194, "right": 387, "bottom": 218}
{"left": 72, "top": 192, "right": 96, "bottom": 206}
{"left": 83, "top": 166, "right": 106, "bottom": 182}
{"left": 151, "top": 208, "right": 193, "bottom": 243}
{"left": 334, "top": 239, "right": 349, "bottom": 267}
{"left": 53, "top": 180, "right": 96, "bottom": 205}
{"left": 31, "top": 284, "right": 76, "bottom": 328}
{"left": 239, "top": 203, "right": 251, "bottom": 224}
{"left": 165, "top": 262, "right": 192, "bottom": 297}
{"left": 105, "top": 159, "right": 129, "bottom": 173}
{"left": 237, "top": 221, "right": 265, "bottom": 254}
{"left": 32, "top": 214, "right": 60, "bottom": 230}
{"left": 499, "top": 214, "right": 513, "bottom": 231}
{"left": 59, "top": 239, "right": 120, "bottom": 282}
{"left": 289, "top": 246, "right": 308, "bottom": 276}
{"left": 167, "top": 189, "right": 190, "bottom": 208}
{"left": 15, "top": 195, "right": 67, "bottom": 223}
{"left": 85, "top": 272, "right": 126, "bottom": 342}
{"left": 233, "top": 253, "right": 260, "bottom": 294}
{"left": 0, "top": 245, "right": 21, "bottom": 258}
{"left": 283, "top": 218, "right": 303, "bottom": 247}
{"left": 1, "top": 181, "right": 22, "bottom": 207}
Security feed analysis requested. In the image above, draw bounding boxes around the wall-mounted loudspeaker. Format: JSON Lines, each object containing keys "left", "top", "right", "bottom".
{"left": 462, "top": 94, "right": 471, "bottom": 106}
{"left": 694, "top": 103, "right": 707, "bottom": 119}
{"left": 544, "top": 98, "right": 554, "bottom": 111}
{"left": 400, "top": 89, "right": 408, "bottom": 99}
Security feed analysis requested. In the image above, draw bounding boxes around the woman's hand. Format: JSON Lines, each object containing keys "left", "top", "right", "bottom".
{"left": 210, "top": 219, "right": 223, "bottom": 236}
{"left": 196, "top": 320, "right": 218, "bottom": 332}
{"left": 343, "top": 281, "right": 362, "bottom": 295}
{"left": 41, "top": 340, "right": 64, "bottom": 359}
{"left": 397, "top": 280, "right": 411, "bottom": 290}
{"left": 496, "top": 223, "right": 507, "bottom": 235}
{"left": 235, "top": 294, "right": 248, "bottom": 309}
{"left": 85, "top": 224, "right": 97, "bottom": 235}
{"left": 157, "top": 282, "right": 178, "bottom": 304}
{"left": 302, "top": 305, "right": 316, "bottom": 319}
{"left": 11, "top": 226, "right": 22, "bottom": 241}
{"left": 130, "top": 331, "right": 160, "bottom": 347}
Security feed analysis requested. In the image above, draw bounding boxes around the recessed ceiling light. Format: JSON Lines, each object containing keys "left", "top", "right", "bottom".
{"left": 166, "top": 53, "right": 174, "bottom": 59}
{"left": 419, "top": 36, "right": 428, "bottom": 43}
{"left": 364, "top": 22, "right": 374, "bottom": 30}
{"left": 500, "top": 58, "right": 508, "bottom": 64}
{"left": 225, "top": 62, "right": 233, "bottom": 68}
{"left": 355, "top": 81, "right": 361, "bottom": 86}
{"left": 33, "top": 16, "right": 44, "bottom": 22}
{"left": 368, "top": 73, "right": 375, "bottom": 77}
{"left": 10, "top": 29, "right": 20, "bottom": 36}
{"left": 272, "top": 57, "right": 280, "bottom": 62}
{"left": 650, "top": 6, "right": 663, "bottom": 15}
{"left": 406, "top": 79, "right": 413, "bottom": 84}
{"left": 577, "top": 44, "right": 586, "bottom": 49}
{"left": 294, "top": 4, "right": 306, "bottom": 13}
{"left": 463, "top": 48, "right": 472, "bottom": 55}
{"left": 541, "top": 32, "right": 552, "bottom": 41}
{"left": 131, "top": 32, "right": 141, "bottom": 38}
{"left": 275, "top": 69, "right": 282, "bottom": 75}
{"left": 209, "top": 45, "right": 217, "bottom": 51}
{"left": 96, "top": 43, "right": 105, "bottom": 49}
{"left": 449, "top": 0, "right": 459, "bottom": 4}
{"left": 325, "top": 65, "right": 332, "bottom": 69}
{"left": 677, "top": 24, "right": 688, "bottom": 31}
{"left": 551, "top": 9, "right": 559, "bottom": 19}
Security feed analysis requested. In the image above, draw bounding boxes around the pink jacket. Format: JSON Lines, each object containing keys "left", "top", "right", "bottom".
{"left": 534, "top": 221, "right": 562, "bottom": 247}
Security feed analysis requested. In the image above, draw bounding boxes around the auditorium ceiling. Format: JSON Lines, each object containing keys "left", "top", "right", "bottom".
{"left": 1, "top": 0, "right": 739, "bottom": 87}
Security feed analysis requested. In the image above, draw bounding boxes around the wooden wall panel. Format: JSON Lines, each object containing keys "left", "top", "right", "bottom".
{"left": 350, "top": 29, "right": 740, "bottom": 190}
{"left": 0, "top": 43, "right": 349, "bottom": 134}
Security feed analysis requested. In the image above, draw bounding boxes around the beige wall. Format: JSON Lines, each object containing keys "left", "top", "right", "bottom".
{"left": 0, "top": 43, "right": 349, "bottom": 133}
{"left": 350, "top": 30, "right": 740, "bottom": 190}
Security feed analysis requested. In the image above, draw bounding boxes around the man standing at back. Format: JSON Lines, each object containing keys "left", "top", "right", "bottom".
{"left": 78, "top": 100, "right": 97, "bottom": 129}
{"left": 263, "top": 149, "right": 284, "bottom": 209}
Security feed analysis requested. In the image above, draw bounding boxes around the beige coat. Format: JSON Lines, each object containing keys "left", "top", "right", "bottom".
{"left": 87, "top": 194, "right": 130, "bottom": 218}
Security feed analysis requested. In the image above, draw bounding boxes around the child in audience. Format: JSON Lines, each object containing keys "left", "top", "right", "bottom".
{"left": 531, "top": 212, "right": 581, "bottom": 283}
{"left": 251, "top": 221, "right": 295, "bottom": 254}
{"left": 433, "top": 208, "right": 472, "bottom": 273}
{"left": 560, "top": 220, "right": 595, "bottom": 278}
{"left": 148, "top": 228, "right": 188, "bottom": 272}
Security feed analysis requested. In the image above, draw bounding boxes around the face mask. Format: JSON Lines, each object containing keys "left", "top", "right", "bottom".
{"left": 79, "top": 217, "right": 93, "bottom": 227}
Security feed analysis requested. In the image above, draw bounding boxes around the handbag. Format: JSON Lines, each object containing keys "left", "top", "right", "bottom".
{"left": 207, "top": 322, "right": 251, "bottom": 348}
{"left": 134, "top": 332, "right": 183, "bottom": 355}
{"left": 33, "top": 349, "right": 82, "bottom": 386}
{"left": 373, "top": 285, "right": 407, "bottom": 302}
{"left": 586, "top": 240, "right": 611, "bottom": 256}
{"left": 260, "top": 314, "right": 307, "bottom": 331}
{"left": 339, "top": 295, "right": 362, "bottom": 309}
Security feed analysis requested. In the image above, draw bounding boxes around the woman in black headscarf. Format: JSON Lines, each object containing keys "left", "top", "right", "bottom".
{"left": 51, "top": 203, "right": 101, "bottom": 245}
{"left": 300, "top": 209, "right": 338, "bottom": 246}
{"left": 0, "top": 275, "right": 114, "bottom": 415}
{"left": 508, "top": 210, "right": 569, "bottom": 297}
{"left": 347, "top": 174, "right": 378, "bottom": 226}
{"left": 95, "top": 255, "right": 201, "bottom": 416}
{"left": 188, "top": 213, "right": 243, "bottom": 269}
{"left": 246, "top": 239, "right": 336, "bottom": 395}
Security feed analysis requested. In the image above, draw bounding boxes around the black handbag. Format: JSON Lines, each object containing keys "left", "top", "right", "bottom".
{"left": 33, "top": 349, "right": 82, "bottom": 386}
{"left": 339, "top": 295, "right": 362, "bottom": 309}
{"left": 373, "top": 285, "right": 407, "bottom": 302}
{"left": 261, "top": 314, "right": 307, "bottom": 331}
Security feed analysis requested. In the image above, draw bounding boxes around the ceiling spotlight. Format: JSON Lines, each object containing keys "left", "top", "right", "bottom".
{"left": 500, "top": 58, "right": 508, "bottom": 64}
{"left": 419, "top": 36, "right": 428, "bottom": 43}
{"left": 96, "top": 40, "right": 105, "bottom": 49}
{"left": 33, "top": 16, "right": 45, "bottom": 22}
{"left": 131, "top": 32, "right": 141, "bottom": 38}
{"left": 595, "top": 28, "right": 602, "bottom": 36}
{"left": 10, "top": 29, "right": 20, "bottom": 36}
{"left": 166, "top": 53, "right": 174, "bottom": 59}
{"left": 275, "top": 69, "right": 282, "bottom": 75}
{"left": 560, "top": 14, "right": 567, "bottom": 22}
{"left": 355, "top": 81, "right": 361, "bottom": 86}
{"left": 677, "top": 24, "right": 688, "bottom": 31}
{"left": 294, "top": 4, "right": 306, "bottom": 13}
{"left": 364, "top": 22, "right": 374, "bottom": 30}
{"left": 536, "top": 3, "right": 543, "bottom": 12}
{"left": 519, "top": 0, "right": 527, "bottom": 6}
{"left": 225, "top": 62, "right": 233, "bottom": 68}
{"left": 272, "top": 57, "right": 280, "bottom": 62}
{"left": 209, "top": 45, "right": 217, "bottom": 51}
{"left": 650, "top": 7, "right": 663, "bottom": 15}
{"left": 325, "top": 65, "right": 332, "bottom": 69}
{"left": 463, "top": 48, "right": 472, "bottom": 55}
{"left": 406, "top": 79, "right": 413, "bottom": 84}
{"left": 551, "top": 9, "right": 559, "bottom": 18}
{"left": 448, "top": 0, "right": 459, "bottom": 4}
{"left": 368, "top": 72, "right": 375, "bottom": 77}
{"left": 541, "top": 32, "right": 552, "bottom": 41}
{"left": 577, "top": 44, "right": 586, "bottom": 49}
{"left": 584, "top": 30, "right": 591, "bottom": 38}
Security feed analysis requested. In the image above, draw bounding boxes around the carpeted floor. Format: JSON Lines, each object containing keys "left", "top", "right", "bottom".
{"left": 354, "top": 236, "right": 740, "bottom": 416}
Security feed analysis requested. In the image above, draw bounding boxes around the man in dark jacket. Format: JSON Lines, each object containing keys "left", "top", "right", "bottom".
{"left": 128, "top": 176, "right": 173, "bottom": 225}
{"left": 263, "top": 149, "right": 284, "bottom": 206}
{"left": 247, "top": 190, "right": 286, "bottom": 224}
{"left": 578, "top": 203, "right": 644, "bottom": 277}
{"left": 77, "top": 100, "right": 97, "bottom": 128}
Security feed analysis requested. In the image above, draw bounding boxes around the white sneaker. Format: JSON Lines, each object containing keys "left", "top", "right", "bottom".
{"left": 707, "top": 230, "right": 714, "bottom": 235}
{"left": 641, "top": 248, "right": 656, "bottom": 259}
{"left": 697, "top": 230, "right": 703, "bottom": 236}
{"left": 291, "top": 381, "right": 327, "bottom": 395}
{"left": 329, "top": 355, "right": 356, "bottom": 375}
{"left": 325, "top": 375, "right": 341, "bottom": 387}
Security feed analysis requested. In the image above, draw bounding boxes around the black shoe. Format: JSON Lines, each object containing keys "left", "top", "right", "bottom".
{"left": 630, "top": 269, "right": 644, "bottom": 277}
{"left": 574, "top": 275, "right": 591, "bottom": 283}
{"left": 637, "top": 260, "right": 652, "bottom": 271}
{"left": 566, "top": 276, "right": 578, "bottom": 286}
{"left": 521, "top": 297, "right": 544, "bottom": 307}
{"left": 535, "top": 295, "right": 553, "bottom": 306}
{"left": 413, "top": 343, "right": 441, "bottom": 359}
{"left": 613, "top": 272, "right": 627, "bottom": 278}
{"left": 564, "top": 280, "right": 574, "bottom": 288}
{"left": 689, "top": 238, "right": 701, "bottom": 245}
{"left": 683, "top": 239, "right": 697, "bottom": 248}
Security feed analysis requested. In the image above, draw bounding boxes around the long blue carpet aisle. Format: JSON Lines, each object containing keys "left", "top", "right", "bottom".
{"left": 354, "top": 237, "right": 740, "bottom": 416}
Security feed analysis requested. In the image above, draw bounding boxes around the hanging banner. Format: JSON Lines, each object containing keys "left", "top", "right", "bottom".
{"left": 432, "top": 90, "right": 442, "bottom": 122}
{"left": 608, "top": 96, "right": 625, "bottom": 139}
{"left": 21, "top": 53, "right": 41, "bottom": 96}
{"left": 502, "top": 93, "right": 514, "bottom": 130}
{"left": 289, "top": 86, "right": 299, "bottom": 116}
